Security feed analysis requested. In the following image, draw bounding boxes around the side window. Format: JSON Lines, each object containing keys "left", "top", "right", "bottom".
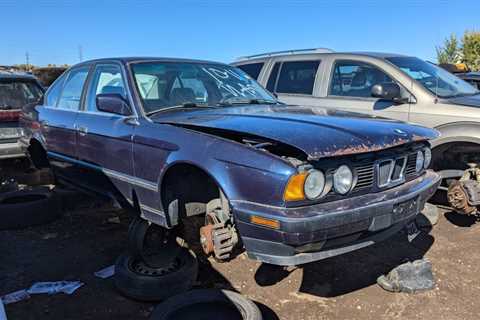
{"left": 57, "top": 67, "right": 89, "bottom": 110}
{"left": 45, "top": 72, "right": 67, "bottom": 107}
{"left": 329, "top": 61, "right": 393, "bottom": 98}
{"left": 87, "top": 64, "right": 126, "bottom": 112}
{"left": 266, "top": 62, "right": 281, "bottom": 92}
{"left": 276, "top": 61, "right": 320, "bottom": 95}
{"left": 236, "top": 62, "right": 264, "bottom": 80}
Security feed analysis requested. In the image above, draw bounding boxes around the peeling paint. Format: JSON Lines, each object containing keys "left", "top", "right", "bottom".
{"left": 307, "top": 137, "right": 422, "bottom": 160}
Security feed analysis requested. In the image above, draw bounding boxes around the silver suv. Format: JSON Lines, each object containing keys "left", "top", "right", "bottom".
{"left": 233, "top": 48, "right": 480, "bottom": 185}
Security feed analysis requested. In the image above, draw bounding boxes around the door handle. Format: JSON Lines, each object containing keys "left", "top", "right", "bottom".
{"left": 77, "top": 126, "right": 88, "bottom": 136}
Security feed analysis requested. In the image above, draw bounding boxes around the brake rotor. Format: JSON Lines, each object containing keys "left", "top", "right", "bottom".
{"left": 448, "top": 181, "right": 477, "bottom": 215}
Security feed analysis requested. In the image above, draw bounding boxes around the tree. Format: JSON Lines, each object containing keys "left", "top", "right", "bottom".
{"left": 462, "top": 31, "right": 480, "bottom": 71}
{"left": 436, "top": 34, "right": 460, "bottom": 65}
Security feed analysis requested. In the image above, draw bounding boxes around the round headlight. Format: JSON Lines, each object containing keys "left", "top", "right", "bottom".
{"left": 304, "top": 170, "right": 326, "bottom": 200}
{"left": 416, "top": 151, "right": 424, "bottom": 172}
{"left": 423, "top": 148, "right": 432, "bottom": 169}
{"left": 333, "top": 165, "right": 353, "bottom": 195}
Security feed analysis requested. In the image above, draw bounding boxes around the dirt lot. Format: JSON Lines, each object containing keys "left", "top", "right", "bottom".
{"left": 1, "top": 168, "right": 480, "bottom": 320}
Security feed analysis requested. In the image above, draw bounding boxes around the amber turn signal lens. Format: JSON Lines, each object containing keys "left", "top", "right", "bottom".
{"left": 250, "top": 215, "right": 280, "bottom": 229}
{"left": 284, "top": 173, "right": 307, "bottom": 201}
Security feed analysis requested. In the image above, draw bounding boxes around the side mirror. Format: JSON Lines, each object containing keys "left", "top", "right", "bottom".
{"left": 96, "top": 93, "right": 131, "bottom": 116}
{"left": 371, "top": 82, "right": 404, "bottom": 102}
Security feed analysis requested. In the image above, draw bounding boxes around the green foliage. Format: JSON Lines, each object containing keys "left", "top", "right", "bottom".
{"left": 462, "top": 31, "right": 480, "bottom": 71}
{"left": 436, "top": 34, "right": 460, "bottom": 65}
{"left": 436, "top": 31, "right": 480, "bottom": 71}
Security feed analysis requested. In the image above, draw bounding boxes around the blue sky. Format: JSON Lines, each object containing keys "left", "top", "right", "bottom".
{"left": 1, "top": 0, "right": 479, "bottom": 66}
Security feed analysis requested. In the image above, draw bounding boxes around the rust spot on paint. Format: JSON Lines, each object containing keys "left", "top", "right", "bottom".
{"left": 307, "top": 137, "right": 425, "bottom": 160}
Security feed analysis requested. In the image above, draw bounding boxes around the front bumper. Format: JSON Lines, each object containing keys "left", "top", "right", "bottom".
{"left": 233, "top": 170, "right": 441, "bottom": 266}
{"left": 0, "top": 140, "right": 25, "bottom": 159}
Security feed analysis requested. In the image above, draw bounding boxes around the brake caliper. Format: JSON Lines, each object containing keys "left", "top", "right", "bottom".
{"left": 199, "top": 196, "right": 238, "bottom": 261}
{"left": 448, "top": 163, "right": 480, "bottom": 215}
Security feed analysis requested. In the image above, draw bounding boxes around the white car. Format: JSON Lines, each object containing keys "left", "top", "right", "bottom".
{"left": 233, "top": 48, "right": 480, "bottom": 186}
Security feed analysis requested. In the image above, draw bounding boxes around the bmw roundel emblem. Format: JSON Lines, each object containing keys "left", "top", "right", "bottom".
{"left": 393, "top": 128, "right": 407, "bottom": 136}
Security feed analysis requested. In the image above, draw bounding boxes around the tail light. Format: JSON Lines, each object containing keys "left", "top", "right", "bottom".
{"left": 0, "top": 110, "right": 21, "bottom": 122}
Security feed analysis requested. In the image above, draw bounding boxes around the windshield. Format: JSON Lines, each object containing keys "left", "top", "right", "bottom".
{"left": 0, "top": 80, "right": 43, "bottom": 110}
{"left": 386, "top": 56, "right": 479, "bottom": 98}
{"left": 131, "top": 62, "right": 277, "bottom": 114}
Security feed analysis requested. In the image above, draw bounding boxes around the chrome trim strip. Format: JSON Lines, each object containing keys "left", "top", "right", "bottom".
{"left": 103, "top": 168, "right": 158, "bottom": 191}
{"left": 140, "top": 203, "right": 165, "bottom": 216}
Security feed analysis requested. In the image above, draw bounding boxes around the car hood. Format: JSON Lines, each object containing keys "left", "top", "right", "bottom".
{"left": 151, "top": 105, "right": 438, "bottom": 160}
{"left": 447, "top": 93, "right": 480, "bottom": 108}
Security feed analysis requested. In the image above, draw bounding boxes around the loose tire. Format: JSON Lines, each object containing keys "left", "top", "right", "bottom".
{"left": 114, "top": 248, "right": 198, "bottom": 301}
{"left": 149, "top": 289, "right": 262, "bottom": 320}
{"left": 0, "top": 187, "right": 61, "bottom": 230}
{"left": 127, "top": 217, "right": 181, "bottom": 268}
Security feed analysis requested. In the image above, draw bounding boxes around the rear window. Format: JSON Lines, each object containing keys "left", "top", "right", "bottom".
{"left": 236, "top": 62, "right": 264, "bottom": 80}
{"left": 0, "top": 79, "right": 43, "bottom": 110}
{"left": 276, "top": 61, "right": 320, "bottom": 95}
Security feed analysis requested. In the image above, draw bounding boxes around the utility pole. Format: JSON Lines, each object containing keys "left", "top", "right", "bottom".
{"left": 78, "top": 45, "right": 83, "bottom": 62}
{"left": 25, "top": 51, "right": 30, "bottom": 71}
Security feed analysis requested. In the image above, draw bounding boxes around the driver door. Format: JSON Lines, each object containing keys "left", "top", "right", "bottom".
{"left": 318, "top": 60, "right": 411, "bottom": 121}
{"left": 74, "top": 63, "right": 135, "bottom": 195}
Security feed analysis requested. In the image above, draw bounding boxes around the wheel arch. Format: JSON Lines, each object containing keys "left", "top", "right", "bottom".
{"left": 158, "top": 161, "right": 230, "bottom": 225}
{"left": 430, "top": 122, "right": 480, "bottom": 174}
{"left": 28, "top": 137, "right": 49, "bottom": 169}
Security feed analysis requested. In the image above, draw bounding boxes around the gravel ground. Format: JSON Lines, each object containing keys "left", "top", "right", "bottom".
{"left": 1, "top": 173, "right": 480, "bottom": 319}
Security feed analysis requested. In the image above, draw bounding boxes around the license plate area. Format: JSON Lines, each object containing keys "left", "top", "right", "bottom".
{"left": 406, "top": 220, "right": 421, "bottom": 242}
{"left": 393, "top": 196, "right": 419, "bottom": 222}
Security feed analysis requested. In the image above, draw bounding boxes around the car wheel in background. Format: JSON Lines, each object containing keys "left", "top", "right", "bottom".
{"left": 0, "top": 187, "right": 62, "bottom": 230}
{"left": 114, "top": 248, "right": 198, "bottom": 301}
{"left": 149, "top": 289, "right": 263, "bottom": 320}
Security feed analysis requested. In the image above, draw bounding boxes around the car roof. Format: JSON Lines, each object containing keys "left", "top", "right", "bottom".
{"left": 343, "top": 52, "right": 411, "bottom": 59}
{"left": 234, "top": 49, "right": 412, "bottom": 63}
{"left": 73, "top": 57, "right": 226, "bottom": 68}
{"left": 0, "top": 69, "right": 38, "bottom": 80}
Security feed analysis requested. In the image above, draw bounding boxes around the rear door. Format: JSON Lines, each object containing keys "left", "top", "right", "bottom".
{"left": 264, "top": 59, "right": 322, "bottom": 106}
{"left": 39, "top": 66, "right": 89, "bottom": 159}
{"left": 74, "top": 63, "right": 135, "bottom": 195}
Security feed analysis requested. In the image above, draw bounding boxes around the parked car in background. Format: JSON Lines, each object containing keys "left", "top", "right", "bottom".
{"left": 457, "top": 72, "right": 480, "bottom": 90}
{"left": 32, "top": 66, "right": 68, "bottom": 89}
{"left": 0, "top": 68, "right": 43, "bottom": 159}
{"left": 233, "top": 49, "right": 480, "bottom": 187}
{"left": 24, "top": 57, "right": 440, "bottom": 267}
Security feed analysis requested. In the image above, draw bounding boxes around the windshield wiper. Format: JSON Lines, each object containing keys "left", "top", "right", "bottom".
{"left": 217, "top": 98, "right": 279, "bottom": 106}
{"left": 146, "top": 102, "right": 215, "bottom": 116}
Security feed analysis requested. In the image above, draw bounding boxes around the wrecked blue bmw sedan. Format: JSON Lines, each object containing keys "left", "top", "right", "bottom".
{"left": 24, "top": 57, "right": 441, "bottom": 266}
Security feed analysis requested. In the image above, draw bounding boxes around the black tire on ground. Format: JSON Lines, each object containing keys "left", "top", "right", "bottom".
{"left": 127, "top": 217, "right": 181, "bottom": 268}
{"left": 149, "top": 289, "right": 263, "bottom": 320}
{"left": 114, "top": 248, "right": 198, "bottom": 301}
{"left": 0, "top": 187, "right": 62, "bottom": 230}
